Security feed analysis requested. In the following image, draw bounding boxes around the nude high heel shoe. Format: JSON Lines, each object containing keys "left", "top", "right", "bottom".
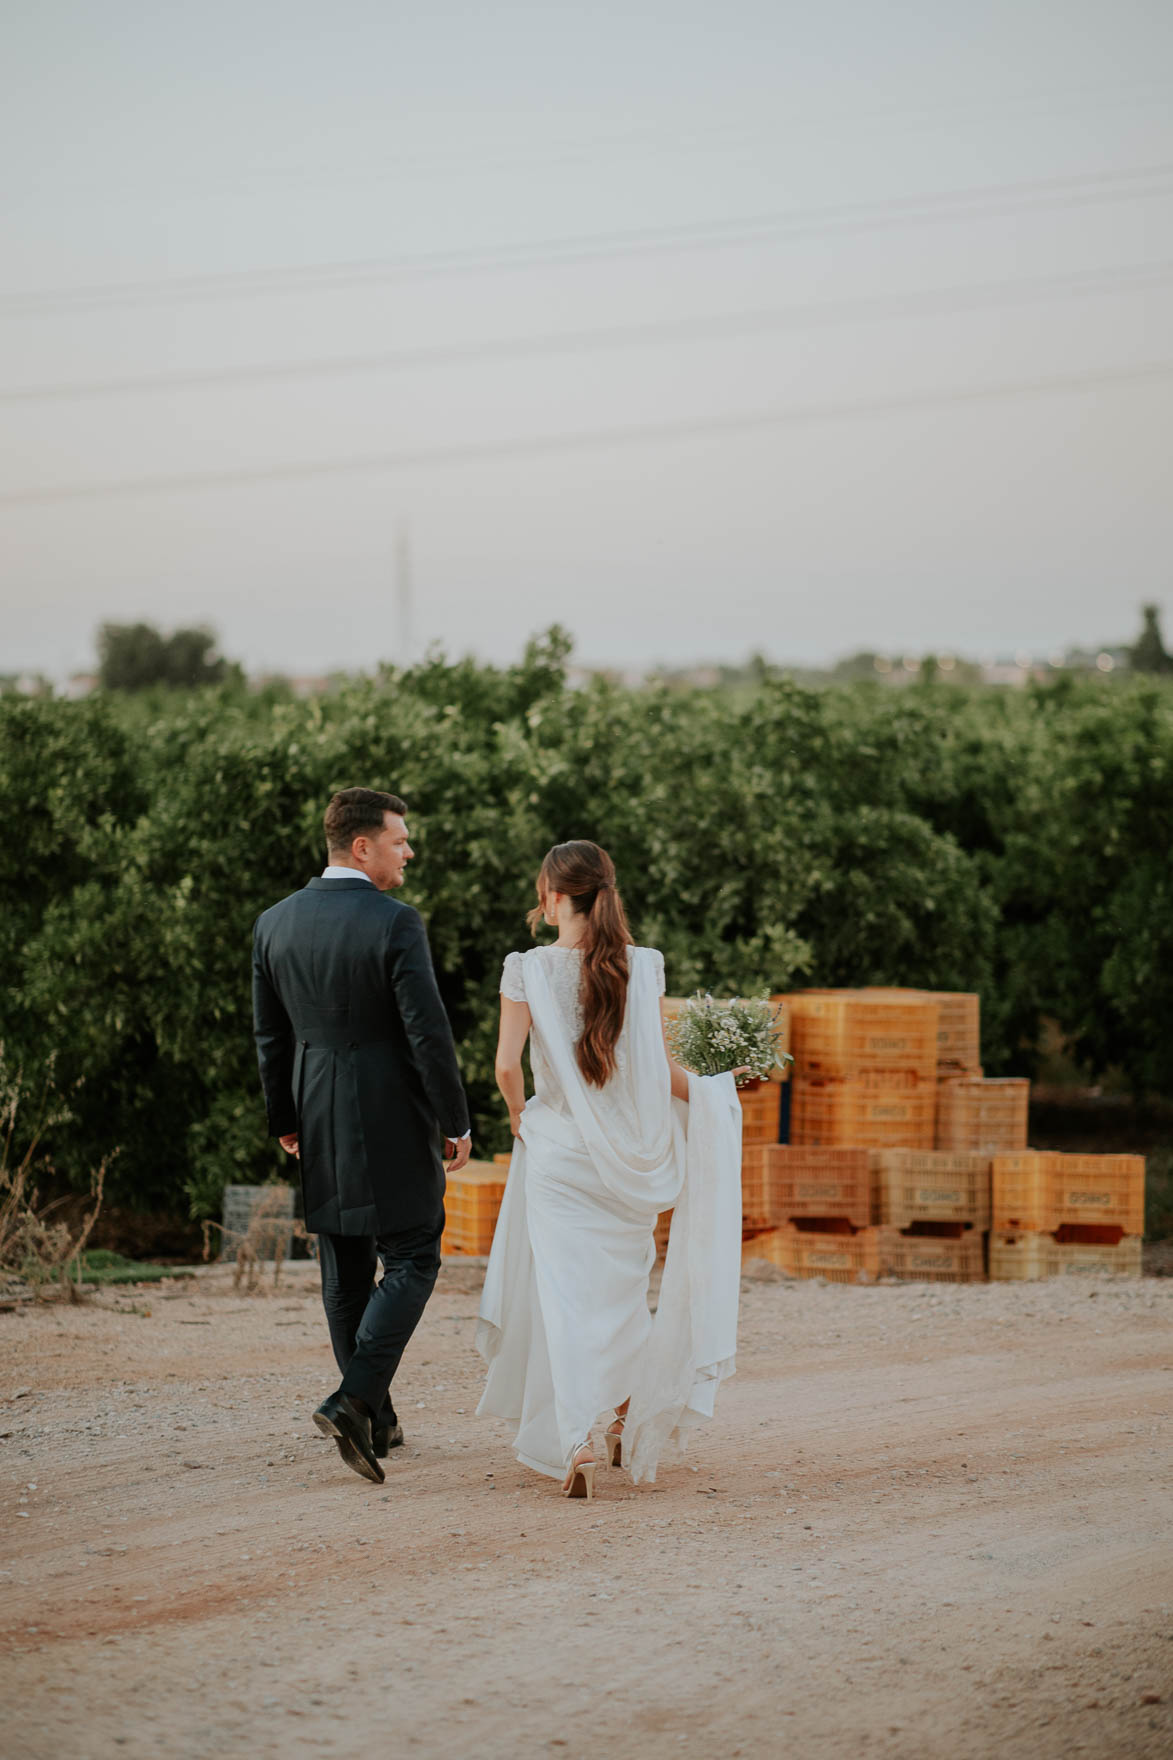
{"left": 562, "top": 1442, "right": 596, "bottom": 1500}
{"left": 604, "top": 1414, "right": 625, "bottom": 1470}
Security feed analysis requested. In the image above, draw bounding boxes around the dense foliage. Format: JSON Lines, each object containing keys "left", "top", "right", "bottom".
{"left": 97, "top": 621, "right": 234, "bottom": 691}
{"left": 2, "top": 630, "right": 1170, "bottom": 1217}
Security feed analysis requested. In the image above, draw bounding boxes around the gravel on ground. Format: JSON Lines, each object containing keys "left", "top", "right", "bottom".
{"left": 1, "top": 1256, "right": 1170, "bottom": 1759}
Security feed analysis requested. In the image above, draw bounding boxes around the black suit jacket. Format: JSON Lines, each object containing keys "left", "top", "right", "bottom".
{"left": 252, "top": 877, "right": 469, "bottom": 1236}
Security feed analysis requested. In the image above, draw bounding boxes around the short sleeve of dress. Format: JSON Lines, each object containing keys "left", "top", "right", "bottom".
{"left": 647, "top": 948, "right": 666, "bottom": 996}
{"left": 500, "top": 950, "right": 527, "bottom": 1003}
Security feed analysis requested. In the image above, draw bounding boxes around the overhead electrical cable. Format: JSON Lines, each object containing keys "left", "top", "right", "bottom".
{"left": 3, "top": 258, "right": 1170, "bottom": 404}
{"left": 5, "top": 78, "right": 1167, "bottom": 207}
{"left": 3, "top": 160, "right": 1172, "bottom": 317}
{"left": 3, "top": 358, "right": 1169, "bottom": 509}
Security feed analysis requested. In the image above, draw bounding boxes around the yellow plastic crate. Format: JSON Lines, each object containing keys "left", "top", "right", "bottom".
{"left": 740, "top": 1146, "right": 777, "bottom": 1233}
{"left": 787, "top": 991, "right": 940, "bottom": 1082}
{"left": 441, "top": 1161, "right": 507, "bottom": 1256}
{"left": 790, "top": 1075, "right": 936, "bottom": 1150}
{"left": 741, "top": 1222, "right": 883, "bottom": 1284}
{"left": 936, "top": 1077, "right": 1029, "bottom": 1153}
{"left": 879, "top": 1228, "right": 986, "bottom": 1283}
{"left": 870, "top": 1149, "right": 991, "bottom": 1229}
{"left": 770, "top": 1145, "right": 871, "bottom": 1227}
{"left": 654, "top": 1209, "right": 673, "bottom": 1259}
{"left": 992, "top": 1152, "right": 1145, "bottom": 1235}
{"left": 989, "top": 1230, "right": 1142, "bottom": 1281}
{"left": 853, "top": 988, "right": 981, "bottom": 1076}
{"left": 738, "top": 1079, "right": 782, "bottom": 1146}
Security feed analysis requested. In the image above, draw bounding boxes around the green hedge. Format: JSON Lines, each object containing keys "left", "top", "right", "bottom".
{"left": 2, "top": 630, "right": 1170, "bottom": 1217}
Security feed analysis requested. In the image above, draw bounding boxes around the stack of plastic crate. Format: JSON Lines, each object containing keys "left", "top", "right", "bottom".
{"left": 662, "top": 997, "right": 791, "bottom": 1250}
{"left": 642, "top": 1077, "right": 784, "bottom": 1261}
{"left": 739, "top": 1079, "right": 784, "bottom": 1235}
{"left": 742, "top": 1144, "right": 878, "bottom": 1282}
{"left": 787, "top": 992, "right": 940, "bottom": 1150}
{"left": 990, "top": 1152, "right": 1145, "bottom": 1279}
{"left": 869, "top": 1149, "right": 991, "bottom": 1282}
{"left": 441, "top": 1160, "right": 508, "bottom": 1257}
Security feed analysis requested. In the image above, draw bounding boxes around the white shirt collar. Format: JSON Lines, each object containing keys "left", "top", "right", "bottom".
{"left": 321, "top": 865, "right": 373, "bottom": 883}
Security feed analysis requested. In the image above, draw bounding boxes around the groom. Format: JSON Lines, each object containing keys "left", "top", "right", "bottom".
{"left": 252, "top": 787, "right": 471, "bottom": 1484}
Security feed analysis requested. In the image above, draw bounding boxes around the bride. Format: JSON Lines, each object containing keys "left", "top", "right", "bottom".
{"left": 475, "top": 839, "right": 744, "bottom": 1498}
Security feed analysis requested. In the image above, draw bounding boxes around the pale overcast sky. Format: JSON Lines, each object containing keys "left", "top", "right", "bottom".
{"left": 2, "top": 1, "right": 1172, "bottom": 679}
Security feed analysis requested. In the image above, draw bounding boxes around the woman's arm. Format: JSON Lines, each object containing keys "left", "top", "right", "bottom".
{"left": 495, "top": 996, "right": 533, "bottom": 1136}
{"left": 660, "top": 1003, "right": 692, "bottom": 1102}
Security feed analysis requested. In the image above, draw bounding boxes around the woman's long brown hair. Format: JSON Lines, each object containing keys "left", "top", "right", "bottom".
{"left": 526, "top": 840, "right": 633, "bottom": 1086}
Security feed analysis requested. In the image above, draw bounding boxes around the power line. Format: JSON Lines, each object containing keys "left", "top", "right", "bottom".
{"left": 3, "top": 258, "right": 1170, "bottom": 405}
{"left": 7, "top": 79, "right": 1165, "bottom": 206}
{"left": 4, "top": 160, "right": 1172, "bottom": 318}
{"left": 3, "top": 358, "right": 1169, "bottom": 509}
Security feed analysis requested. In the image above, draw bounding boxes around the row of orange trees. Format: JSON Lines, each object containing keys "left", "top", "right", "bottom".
{"left": 2, "top": 630, "right": 1170, "bottom": 1215}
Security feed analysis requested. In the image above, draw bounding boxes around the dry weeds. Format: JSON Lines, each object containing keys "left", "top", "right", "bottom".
{"left": 0, "top": 1054, "right": 106, "bottom": 1301}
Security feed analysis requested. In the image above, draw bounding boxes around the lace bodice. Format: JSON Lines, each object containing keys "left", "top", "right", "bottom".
{"left": 500, "top": 944, "right": 666, "bottom": 1132}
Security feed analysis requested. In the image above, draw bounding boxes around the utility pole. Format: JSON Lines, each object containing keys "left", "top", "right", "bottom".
{"left": 395, "top": 523, "right": 414, "bottom": 669}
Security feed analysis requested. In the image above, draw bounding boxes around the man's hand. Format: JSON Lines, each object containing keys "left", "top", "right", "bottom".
{"left": 444, "top": 1135, "right": 472, "bottom": 1173}
{"left": 278, "top": 1133, "right": 300, "bottom": 1158}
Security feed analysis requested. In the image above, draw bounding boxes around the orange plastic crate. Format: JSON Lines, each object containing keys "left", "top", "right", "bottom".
{"left": 738, "top": 1079, "right": 782, "bottom": 1145}
{"left": 654, "top": 1209, "right": 674, "bottom": 1259}
{"left": 770, "top": 1145, "right": 870, "bottom": 1227}
{"left": 742, "top": 1222, "right": 883, "bottom": 1284}
{"left": 787, "top": 992, "right": 940, "bottom": 1082}
{"left": 869, "top": 1149, "right": 991, "bottom": 1228}
{"left": 992, "top": 1152, "right": 1145, "bottom": 1235}
{"left": 935, "top": 1077, "right": 1028, "bottom": 1153}
{"left": 762, "top": 995, "right": 792, "bottom": 1080}
{"left": 740, "top": 1145, "right": 778, "bottom": 1232}
{"left": 852, "top": 988, "right": 981, "bottom": 1075}
{"left": 879, "top": 1227, "right": 986, "bottom": 1283}
{"left": 790, "top": 1075, "right": 935, "bottom": 1150}
{"left": 989, "top": 1229, "right": 1142, "bottom": 1281}
{"left": 441, "top": 1161, "right": 507, "bottom": 1256}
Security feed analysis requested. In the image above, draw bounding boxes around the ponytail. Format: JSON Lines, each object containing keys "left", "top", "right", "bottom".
{"left": 529, "top": 842, "right": 634, "bottom": 1087}
{"left": 577, "top": 881, "right": 634, "bottom": 1086}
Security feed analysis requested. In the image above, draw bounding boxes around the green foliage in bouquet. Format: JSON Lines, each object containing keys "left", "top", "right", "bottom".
{"left": 667, "top": 993, "right": 792, "bottom": 1085}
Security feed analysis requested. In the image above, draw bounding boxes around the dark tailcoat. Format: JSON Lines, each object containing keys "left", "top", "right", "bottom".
{"left": 252, "top": 877, "right": 469, "bottom": 1236}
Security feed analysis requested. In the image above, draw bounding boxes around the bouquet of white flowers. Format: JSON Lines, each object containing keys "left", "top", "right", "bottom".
{"left": 666, "top": 992, "right": 792, "bottom": 1087}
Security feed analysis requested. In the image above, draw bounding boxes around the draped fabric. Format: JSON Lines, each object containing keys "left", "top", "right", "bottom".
{"left": 475, "top": 945, "right": 742, "bottom": 1482}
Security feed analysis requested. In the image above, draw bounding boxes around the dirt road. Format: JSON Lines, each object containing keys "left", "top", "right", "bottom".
{"left": 1, "top": 1259, "right": 1170, "bottom": 1759}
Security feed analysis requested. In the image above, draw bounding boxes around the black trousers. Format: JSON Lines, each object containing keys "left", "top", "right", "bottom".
{"left": 316, "top": 1217, "right": 443, "bottom": 1424}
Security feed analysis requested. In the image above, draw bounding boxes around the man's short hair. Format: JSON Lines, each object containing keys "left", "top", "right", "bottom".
{"left": 323, "top": 787, "right": 407, "bottom": 854}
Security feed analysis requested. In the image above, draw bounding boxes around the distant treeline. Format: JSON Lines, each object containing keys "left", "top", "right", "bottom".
{"left": 2, "top": 628, "right": 1170, "bottom": 1216}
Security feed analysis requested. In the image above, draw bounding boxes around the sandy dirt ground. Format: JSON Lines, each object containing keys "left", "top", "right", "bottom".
{"left": 1, "top": 1256, "right": 1170, "bottom": 1760}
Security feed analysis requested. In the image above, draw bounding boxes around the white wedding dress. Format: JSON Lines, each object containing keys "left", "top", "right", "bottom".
{"left": 475, "top": 943, "right": 743, "bottom": 1483}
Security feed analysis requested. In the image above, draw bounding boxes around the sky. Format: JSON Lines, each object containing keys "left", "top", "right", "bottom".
{"left": 2, "top": 0, "right": 1172, "bottom": 680}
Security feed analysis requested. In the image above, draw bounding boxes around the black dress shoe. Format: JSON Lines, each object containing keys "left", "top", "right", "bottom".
{"left": 313, "top": 1392, "right": 385, "bottom": 1485}
{"left": 372, "top": 1421, "right": 404, "bottom": 1458}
